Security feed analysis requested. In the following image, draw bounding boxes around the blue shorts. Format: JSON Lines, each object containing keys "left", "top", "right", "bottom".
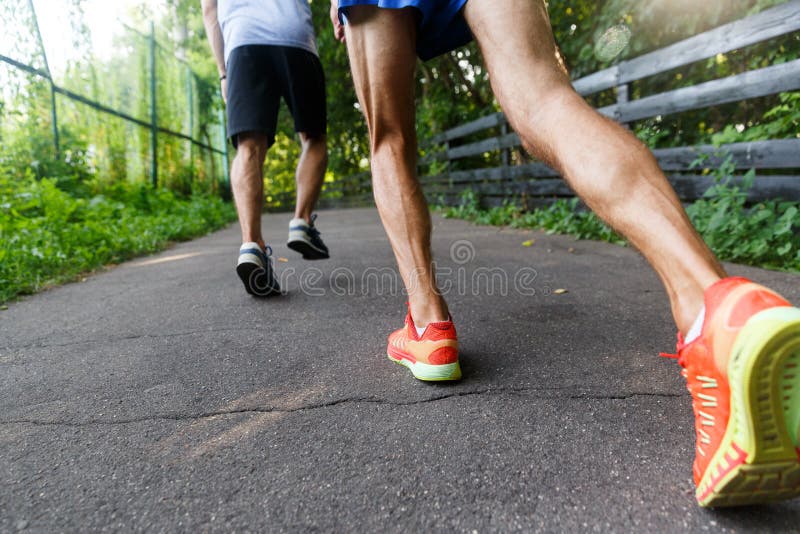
{"left": 338, "top": 0, "right": 472, "bottom": 60}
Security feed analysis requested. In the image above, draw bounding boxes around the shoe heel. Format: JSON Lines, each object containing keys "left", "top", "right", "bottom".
{"left": 288, "top": 230, "right": 310, "bottom": 243}
{"left": 236, "top": 262, "right": 280, "bottom": 297}
{"left": 387, "top": 352, "right": 462, "bottom": 382}
{"left": 732, "top": 307, "right": 800, "bottom": 459}
{"left": 236, "top": 262, "right": 259, "bottom": 295}
{"left": 699, "top": 307, "right": 800, "bottom": 506}
{"left": 779, "top": 326, "right": 800, "bottom": 452}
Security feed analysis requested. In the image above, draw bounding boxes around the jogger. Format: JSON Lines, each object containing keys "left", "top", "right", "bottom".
{"left": 203, "top": 0, "right": 331, "bottom": 297}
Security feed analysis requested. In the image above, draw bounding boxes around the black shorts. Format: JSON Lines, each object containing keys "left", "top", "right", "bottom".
{"left": 226, "top": 45, "right": 327, "bottom": 148}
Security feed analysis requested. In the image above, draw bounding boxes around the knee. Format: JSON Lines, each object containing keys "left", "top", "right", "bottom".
{"left": 236, "top": 135, "right": 267, "bottom": 164}
{"left": 370, "top": 127, "right": 415, "bottom": 163}
{"left": 300, "top": 133, "right": 328, "bottom": 164}
{"left": 300, "top": 132, "right": 326, "bottom": 148}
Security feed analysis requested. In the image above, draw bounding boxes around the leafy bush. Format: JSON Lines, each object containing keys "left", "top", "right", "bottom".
{"left": 0, "top": 172, "right": 236, "bottom": 302}
{"left": 508, "top": 199, "right": 625, "bottom": 244}
{"left": 710, "top": 93, "right": 800, "bottom": 145}
{"left": 439, "top": 190, "right": 624, "bottom": 245}
{"left": 438, "top": 159, "right": 800, "bottom": 273}
{"left": 687, "top": 172, "right": 800, "bottom": 271}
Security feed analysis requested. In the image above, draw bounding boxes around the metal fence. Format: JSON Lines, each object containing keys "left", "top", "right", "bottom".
{"left": 0, "top": 1, "right": 229, "bottom": 193}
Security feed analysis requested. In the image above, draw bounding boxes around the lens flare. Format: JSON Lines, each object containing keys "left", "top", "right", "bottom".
{"left": 594, "top": 24, "right": 632, "bottom": 62}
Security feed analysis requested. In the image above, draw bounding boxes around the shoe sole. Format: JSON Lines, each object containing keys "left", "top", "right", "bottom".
{"left": 287, "top": 237, "right": 329, "bottom": 260}
{"left": 697, "top": 306, "right": 800, "bottom": 507}
{"left": 236, "top": 262, "right": 280, "bottom": 297}
{"left": 386, "top": 347, "right": 462, "bottom": 382}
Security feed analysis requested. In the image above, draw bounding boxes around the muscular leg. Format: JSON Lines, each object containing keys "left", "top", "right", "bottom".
{"left": 463, "top": 0, "right": 726, "bottom": 333}
{"left": 231, "top": 132, "right": 269, "bottom": 248}
{"left": 344, "top": 6, "right": 449, "bottom": 326}
{"left": 294, "top": 132, "right": 328, "bottom": 223}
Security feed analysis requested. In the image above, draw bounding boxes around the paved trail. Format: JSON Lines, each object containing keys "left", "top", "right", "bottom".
{"left": 2, "top": 208, "right": 799, "bottom": 532}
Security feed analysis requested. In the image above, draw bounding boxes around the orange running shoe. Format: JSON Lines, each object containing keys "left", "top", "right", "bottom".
{"left": 667, "top": 277, "right": 800, "bottom": 507}
{"left": 387, "top": 310, "right": 461, "bottom": 381}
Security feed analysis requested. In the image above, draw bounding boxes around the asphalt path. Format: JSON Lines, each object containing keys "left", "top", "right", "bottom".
{"left": 2, "top": 207, "right": 799, "bottom": 532}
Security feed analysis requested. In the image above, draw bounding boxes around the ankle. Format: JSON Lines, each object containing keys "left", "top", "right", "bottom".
{"left": 409, "top": 298, "right": 450, "bottom": 328}
{"left": 242, "top": 238, "right": 266, "bottom": 250}
{"left": 672, "top": 279, "right": 717, "bottom": 335}
{"left": 293, "top": 212, "right": 312, "bottom": 224}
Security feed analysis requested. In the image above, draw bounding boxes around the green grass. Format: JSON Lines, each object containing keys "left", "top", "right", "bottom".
{"left": 437, "top": 173, "right": 800, "bottom": 274}
{"left": 0, "top": 174, "right": 237, "bottom": 303}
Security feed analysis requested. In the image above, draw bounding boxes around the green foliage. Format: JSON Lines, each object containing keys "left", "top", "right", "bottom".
{"left": 710, "top": 92, "right": 800, "bottom": 145}
{"left": 509, "top": 199, "right": 625, "bottom": 244}
{"left": 438, "top": 153, "right": 800, "bottom": 273}
{"left": 263, "top": 132, "right": 302, "bottom": 203}
{"left": 0, "top": 170, "right": 236, "bottom": 303}
{"left": 686, "top": 165, "right": 800, "bottom": 271}
{"left": 1, "top": 1, "right": 227, "bottom": 196}
{"left": 439, "top": 190, "right": 625, "bottom": 245}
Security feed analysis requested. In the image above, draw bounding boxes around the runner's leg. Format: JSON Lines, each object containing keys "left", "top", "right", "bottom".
{"left": 344, "top": 6, "right": 449, "bottom": 326}
{"left": 464, "top": 0, "right": 725, "bottom": 333}
{"left": 294, "top": 132, "right": 327, "bottom": 223}
{"left": 231, "top": 132, "right": 269, "bottom": 249}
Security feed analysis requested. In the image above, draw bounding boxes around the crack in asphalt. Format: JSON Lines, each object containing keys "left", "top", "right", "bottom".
{"left": 0, "top": 386, "right": 686, "bottom": 428}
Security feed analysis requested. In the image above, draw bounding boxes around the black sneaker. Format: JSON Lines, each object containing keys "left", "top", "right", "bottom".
{"left": 236, "top": 242, "right": 281, "bottom": 297}
{"left": 287, "top": 214, "right": 330, "bottom": 260}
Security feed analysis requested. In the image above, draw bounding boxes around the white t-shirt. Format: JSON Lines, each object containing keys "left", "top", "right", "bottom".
{"left": 218, "top": 0, "right": 318, "bottom": 63}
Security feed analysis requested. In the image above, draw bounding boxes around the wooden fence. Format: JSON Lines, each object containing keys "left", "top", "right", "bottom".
{"left": 422, "top": 1, "right": 800, "bottom": 207}
{"left": 269, "top": 1, "right": 800, "bottom": 211}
